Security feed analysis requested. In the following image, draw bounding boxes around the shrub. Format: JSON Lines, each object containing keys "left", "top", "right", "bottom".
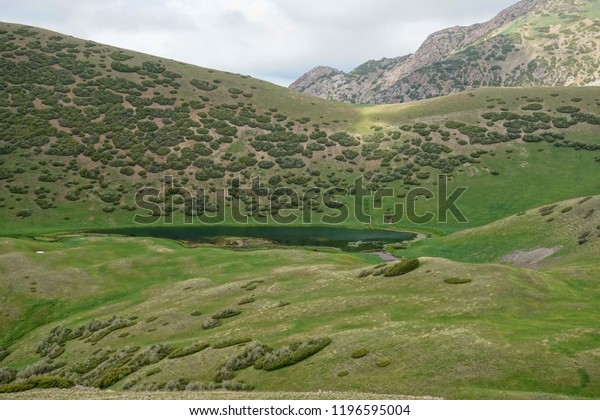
{"left": 94, "top": 366, "right": 132, "bottom": 389}
{"left": 444, "top": 277, "right": 472, "bottom": 284}
{"left": 202, "top": 318, "right": 221, "bottom": 330}
{"left": 561, "top": 206, "right": 573, "bottom": 213}
{"left": 0, "top": 348, "right": 8, "bottom": 362}
{"left": 71, "top": 349, "right": 113, "bottom": 374}
{"left": 168, "top": 342, "right": 210, "bottom": 359}
{"left": 215, "top": 343, "right": 269, "bottom": 382}
{"left": 358, "top": 269, "right": 373, "bottom": 278}
{"left": 521, "top": 104, "right": 543, "bottom": 111}
{"left": 254, "top": 337, "right": 332, "bottom": 371}
{"left": 372, "top": 267, "right": 387, "bottom": 277}
{"left": 190, "top": 310, "right": 202, "bottom": 316}
{"left": 213, "top": 338, "right": 252, "bottom": 349}
{"left": 0, "top": 368, "right": 17, "bottom": 384}
{"left": 17, "top": 360, "right": 66, "bottom": 379}
{"left": 212, "top": 309, "right": 241, "bottom": 319}
{"left": 383, "top": 259, "right": 420, "bottom": 277}
{"left": 109, "top": 51, "right": 133, "bottom": 61}
{"left": 0, "top": 381, "right": 36, "bottom": 393}
{"left": 31, "top": 375, "right": 74, "bottom": 389}
{"left": 376, "top": 359, "right": 391, "bottom": 368}
{"left": 16, "top": 209, "right": 32, "bottom": 218}
{"left": 351, "top": 348, "right": 369, "bottom": 359}
{"left": 556, "top": 106, "right": 581, "bottom": 114}
{"left": 145, "top": 367, "right": 162, "bottom": 377}
{"left": 237, "top": 297, "right": 255, "bottom": 305}
{"left": 190, "top": 79, "right": 218, "bottom": 91}
{"left": 337, "top": 370, "right": 349, "bottom": 377}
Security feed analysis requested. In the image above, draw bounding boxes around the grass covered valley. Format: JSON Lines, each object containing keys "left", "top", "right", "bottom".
{"left": 0, "top": 4, "right": 599, "bottom": 401}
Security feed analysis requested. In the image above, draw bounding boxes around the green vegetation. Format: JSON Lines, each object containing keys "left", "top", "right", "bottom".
{"left": 444, "top": 278, "right": 473, "bottom": 285}
{"left": 351, "top": 348, "right": 369, "bottom": 359}
{"left": 383, "top": 259, "right": 420, "bottom": 277}
{"left": 254, "top": 338, "right": 332, "bottom": 371}
{"left": 0, "top": 20, "right": 599, "bottom": 401}
{"left": 168, "top": 342, "right": 210, "bottom": 359}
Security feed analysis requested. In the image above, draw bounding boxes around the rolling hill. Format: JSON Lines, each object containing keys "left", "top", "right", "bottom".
{"left": 290, "top": 0, "right": 600, "bottom": 103}
{"left": 0, "top": 19, "right": 599, "bottom": 400}
{"left": 0, "top": 195, "right": 598, "bottom": 398}
{"left": 0, "top": 22, "right": 599, "bottom": 235}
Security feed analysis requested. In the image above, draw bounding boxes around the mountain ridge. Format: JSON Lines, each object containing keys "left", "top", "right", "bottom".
{"left": 290, "top": 0, "right": 600, "bottom": 103}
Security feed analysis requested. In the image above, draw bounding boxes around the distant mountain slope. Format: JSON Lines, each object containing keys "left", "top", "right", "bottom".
{"left": 290, "top": 0, "right": 600, "bottom": 103}
{"left": 0, "top": 21, "right": 599, "bottom": 236}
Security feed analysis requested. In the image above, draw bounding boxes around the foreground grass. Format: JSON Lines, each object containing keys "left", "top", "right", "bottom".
{"left": 0, "top": 209, "right": 598, "bottom": 399}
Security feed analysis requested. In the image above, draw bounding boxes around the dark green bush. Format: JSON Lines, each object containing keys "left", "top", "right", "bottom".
{"left": 0, "top": 367, "right": 16, "bottom": 384}
{"left": 212, "top": 308, "right": 241, "bottom": 319}
{"left": 168, "top": 342, "right": 210, "bottom": 359}
{"left": 213, "top": 337, "right": 252, "bottom": 349}
{"left": 351, "top": 348, "right": 369, "bottom": 359}
{"left": 202, "top": 318, "right": 221, "bottom": 330}
{"left": 237, "top": 297, "right": 255, "bottom": 305}
{"left": 190, "top": 79, "right": 218, "bottom": 91}
{"left": 216, "top": 343, "right": 270, "bottom": 382}
{"left": 376, "top": 358, "right": 391, "bottom": 367}
{"left": 444, "top": 277, "right": 472, "bottom": 284}
{"left": 383, "top": 259, "right": 420, "bottom": 277}
{"left": 0, "top": 375, "right": 74, "bottom": 393}
{"left": 254, "top": 337, "right": 332, "bottom": 371}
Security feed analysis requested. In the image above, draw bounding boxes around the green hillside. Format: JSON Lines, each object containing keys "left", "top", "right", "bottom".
{"left": 0, "top": 22, "right": 599, "bottom": 235}
{"left": 0, "top": 21, "right": 599, "bottom": 400}
{"left": 0, "top": 196, "right": 598, "bottom": 398}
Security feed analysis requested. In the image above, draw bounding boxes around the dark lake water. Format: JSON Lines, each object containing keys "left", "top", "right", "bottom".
{"left": 89, "top": 226, "right": 415, "bottom": 252}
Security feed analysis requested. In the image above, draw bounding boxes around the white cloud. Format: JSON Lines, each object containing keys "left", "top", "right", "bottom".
{"left": 0, "top": 0, "right": 519, "bottom": 86}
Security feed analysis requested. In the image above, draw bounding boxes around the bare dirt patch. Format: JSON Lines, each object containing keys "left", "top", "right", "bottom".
{"left": 500, "top": 247, "right": 561, "bottom": 269}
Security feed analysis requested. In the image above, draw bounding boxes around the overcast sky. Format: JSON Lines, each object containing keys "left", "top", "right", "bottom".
{"left": 1, "top": 0, "right": 518, "bottom": 86}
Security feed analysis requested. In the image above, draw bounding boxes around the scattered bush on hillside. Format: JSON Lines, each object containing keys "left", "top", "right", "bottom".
{"left": 237, "top": 297, "right": 255, "bottom": 305}
{"left": 71, "top": 349, "right": 114, "bottom": 374}
{"left": 539, "top": 205, "right": 557, "bottom": 216}
{"left": 190, "top": 79, "right": 218, "bottom": 91}
{"left": 561, "top": 206, "right": 573, "bottom": 213}
{"left": 444, "top": 277, "right": 472, "bottom": 284}
{"left": 376, "top": 358, "right": 391, "bottom": 368}
{"left": 556, "top": 106, "right": 580, "bottom": 114}
{"left": 372, "top": 267, "right": 387, "bottom": 277}
{"left": 213, "top": 338, "right": 252, "bottom": 350}
{"left": 254, "top": 337, "right": 332, "bottom": 371}
{"left": 351, "top": 348, "right": 369, "bottom": 359}
{"left": 17, "top": 359, "right": 66, "bottom": 380}
{"left": 358, "top": 269, "right": 373, "bottom": 278}
{"left": 202, "top": 318, "right": 221, "bottom": 330}
{"left": 212, "top": 309, "right": 241, "bottom": 320}
{"left": 0, "top": 375, "right": 74, "bottom": 394}
{"left": 215, "top": 343, "right": 269, "bottom": 382}
{"left": 0, "top": 368, "right": 17, "bottom": 384}
{"left": 383, "top": 259, "right": 420, "bottom": 277}
{"left": 337, "top": 370, "right": 349, "bottom": 377}
{"left": 168, "top": 342, "right": 210, "bottom": 359}
{"left": 109, "top": 51, "right": 133, "bottom": 61}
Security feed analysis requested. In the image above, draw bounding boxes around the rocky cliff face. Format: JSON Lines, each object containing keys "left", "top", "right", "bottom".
{"left": 290, "top": 0, "right": 600, "bottom": 104}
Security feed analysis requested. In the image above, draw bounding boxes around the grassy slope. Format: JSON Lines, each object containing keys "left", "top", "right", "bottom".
{"left": 402, "top": 195, "right": 600, "bottom": 263}
{"left": 0, "top": 201, "right": 599, "bottom": 399}
{"left": 0, "top": 22, "right": 599, "bottom": 235}
{"left": 0, "top": 22, "right": 598, "bottom": 400}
